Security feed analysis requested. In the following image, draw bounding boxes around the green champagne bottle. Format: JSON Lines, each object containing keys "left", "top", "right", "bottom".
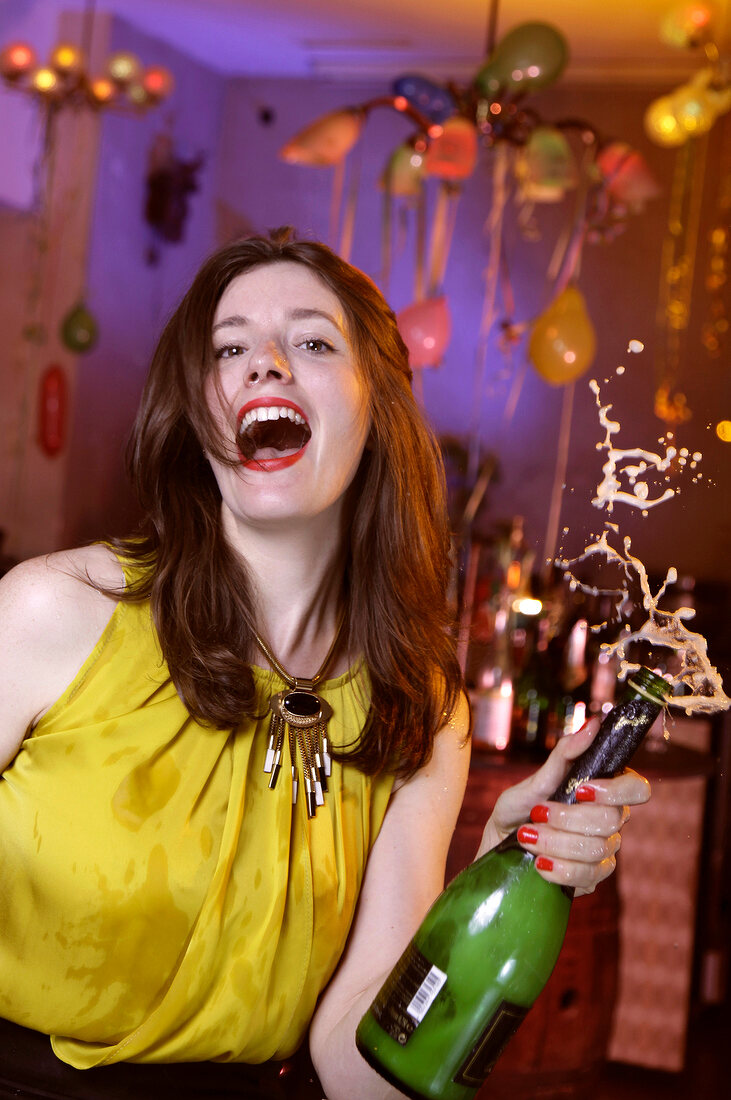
{"left": 355, "top": 666, "right": 672, "bottom": 1100}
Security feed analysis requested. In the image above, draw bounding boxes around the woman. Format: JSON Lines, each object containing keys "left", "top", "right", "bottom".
{"left": 0, "top": 231, "right": 648, "bottom": 1099}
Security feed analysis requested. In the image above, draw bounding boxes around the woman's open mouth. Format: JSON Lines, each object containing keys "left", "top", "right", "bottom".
{"left": 236, "top": 401, "right": 311, "bottom": 471}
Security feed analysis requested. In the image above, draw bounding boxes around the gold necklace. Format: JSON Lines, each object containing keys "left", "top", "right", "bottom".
{"left": 255, "top": 611, "right": 345, "bottom": 818}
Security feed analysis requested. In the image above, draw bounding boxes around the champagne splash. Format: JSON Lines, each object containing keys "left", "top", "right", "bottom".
{"left": 558, "top": 373, "right": 729, "bottom": 717}
{"left": 590, "top": 379, "right": 677, "bottom": 513}
{"left": 560, "top": 529, "right": 730, "bottom": 716}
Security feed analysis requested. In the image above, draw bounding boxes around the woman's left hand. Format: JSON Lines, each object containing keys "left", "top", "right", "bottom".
{"left": 476, "top": 717, "right": 651, "bottom": 896}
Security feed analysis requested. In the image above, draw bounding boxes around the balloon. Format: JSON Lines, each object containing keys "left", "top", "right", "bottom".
{"left": 660, "top": 2, "right": 716, "bottom": 48}
{"left": 596, "top": 143, "right": 660, "bottom": 210}
{"left": 380, "top": 142, "right": 425, "bottom": 197}
{"left": 644, "top": 94, "right": 687, "bottom": 147}
{"left": 279, "top": 108, "right": 364, "bottom": 166}
{"left": 672, "top": 79, "right": 717, "bottom": 136}
{"left": 424, "top": 117, "right": 478, "bottom": 181}
{"left": 475, "top": 22, "right": 568, "bottom": 97}
{"left": 392, "top": 74, "right": 456, "bottom": 123}
{"left": 60, "top": 302, "right": 98, "bottom": 353}
{"left": 397, "top": 296, "right": 451, "bottom": 368}
{"left": 515, "top": 126, "right": 577, "bottom": 202}
{"left": 528, "top": 286, "right": 596, "bottom": 386}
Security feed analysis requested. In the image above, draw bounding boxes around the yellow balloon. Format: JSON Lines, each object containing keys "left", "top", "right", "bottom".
{"left": 672, "top": 80, "right": 716, "bottom": 135}
{"left": 644, "top": 95, "right": 687, "bottom": 147}
{"left": 528, "top": 286, "right": 596, "bottom": 386}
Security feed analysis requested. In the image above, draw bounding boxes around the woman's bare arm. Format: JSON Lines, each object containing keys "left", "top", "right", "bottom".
{"left": 309, "top": 712, "right": 651, "bottom": 1099}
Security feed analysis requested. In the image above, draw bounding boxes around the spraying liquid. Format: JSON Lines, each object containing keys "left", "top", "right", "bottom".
{"left": 558, "top": 375, "right": 729, "bottom": 717}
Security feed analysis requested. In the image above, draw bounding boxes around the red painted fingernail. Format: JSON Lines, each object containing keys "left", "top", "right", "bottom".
{"left": 517, "top": 825, "right": 539, "bottom": 845}
{"left": 530, "top": 804, "right": 550, "bottom": 823}
{"left": 576, "top": 785, "right": 596, "bottom": 802}
{"left": 535, "top": 856, "right": 554, "bottom": 872}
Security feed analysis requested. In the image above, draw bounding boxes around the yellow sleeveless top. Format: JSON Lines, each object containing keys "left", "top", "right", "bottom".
{"left": 0, "top": 571, "right": 394, "bottom": 1068}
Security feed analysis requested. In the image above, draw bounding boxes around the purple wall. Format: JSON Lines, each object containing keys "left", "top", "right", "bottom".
{"left": 61, "top": 16, "right": 225, "bottom": 546}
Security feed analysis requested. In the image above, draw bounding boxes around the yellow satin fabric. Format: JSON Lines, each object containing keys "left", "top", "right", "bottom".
{"left": 0, "top": 574, "right": 393, "bottom": 1067}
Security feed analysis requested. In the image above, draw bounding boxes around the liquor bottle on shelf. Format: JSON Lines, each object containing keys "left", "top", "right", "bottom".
{"left": 468, "top": 518, "right": 528, "bottom": 754}
{"left": 355, "top": 667, "right": 672, "bottom": 1100}
{"left": 470, "top": 599, "right": 514, "bottom": 753}
{"left": 510, "top": 616, "right": 554, "bottom": 759}
{"left": 547, "top": 617, "right": 592, "bottom": 747}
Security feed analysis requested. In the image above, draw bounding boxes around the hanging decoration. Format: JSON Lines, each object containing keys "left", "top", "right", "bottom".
{"left": 701, "top": 115, "right": 731, "bottom": 359}
{"left": 1, "top": 0, "right": 176, "bottom": 382}
{"left": 278, "top": 14, "right": 655, "bottom": 396}
{"left": 37, "top": 364, "right": 67, "bottom": 457}
{"left": 0, "top": 34, "right": 174, "bottom": 114}
{"left": 60, "top": 301, "right": 99, "bottom": 353}
{"left": 278, "top": 0, "right": 728, "bottom": 654}
{"left": 144, "top": 133, "right": 206, "bottom": 265}
{"left": 645, "top": 1, "right": 730, "bottom": 427}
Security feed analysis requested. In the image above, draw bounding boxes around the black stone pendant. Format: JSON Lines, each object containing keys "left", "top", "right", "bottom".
{"left": 263, "top": 689, "right": 333, "bottom": 818}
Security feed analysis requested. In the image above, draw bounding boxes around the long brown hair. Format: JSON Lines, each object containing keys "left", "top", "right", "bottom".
{"left": 107, "top": 229, "right": 462, "bottom": 777}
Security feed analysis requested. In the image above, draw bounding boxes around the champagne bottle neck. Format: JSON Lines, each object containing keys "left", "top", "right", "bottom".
{"left": 550, "top": 667, "right": 671, "bottom": 805}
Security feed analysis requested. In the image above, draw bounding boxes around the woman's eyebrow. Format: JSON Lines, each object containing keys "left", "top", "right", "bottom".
{"left": 212, "top": 314, "right": 246, "bottom": 333}
{"left": 212, "top": 308, "right": 344, "bottom": 334}
{"left": 288, "top": 307, "right": 343, "bottom": 331}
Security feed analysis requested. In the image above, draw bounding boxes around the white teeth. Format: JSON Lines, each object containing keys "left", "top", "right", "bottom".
{"left": 240, "top": 406, "right": 306, "bottom": 430}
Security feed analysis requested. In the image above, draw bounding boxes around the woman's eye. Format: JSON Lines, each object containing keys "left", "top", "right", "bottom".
{"left": 300, "top": 338, "right": 334, "bottom": 353}
{"left": 214, "top": 344, "right": 245, "bottom": 360}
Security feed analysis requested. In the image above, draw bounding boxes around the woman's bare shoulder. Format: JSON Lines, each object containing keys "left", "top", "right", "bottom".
{"left": 0, "top": 545, "right": 124, "bottom": 769}
{"left": 0, "top": 544, "right": 124, "bottom": 628}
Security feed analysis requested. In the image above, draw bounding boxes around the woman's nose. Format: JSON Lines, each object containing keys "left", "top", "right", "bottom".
{"left": 246, "top": 340, "right": 292, "bottom": 385}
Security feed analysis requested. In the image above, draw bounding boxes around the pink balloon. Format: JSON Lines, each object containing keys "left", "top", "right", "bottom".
{"left": 596, "top": 142, "right": 660, "bottom": 210}
{"left": 397, "top": 296, "right": 451, "bottom": 368}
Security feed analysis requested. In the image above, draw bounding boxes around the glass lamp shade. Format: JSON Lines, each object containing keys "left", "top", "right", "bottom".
{"left": 0, "top": 41, "right": 37, "bottom": 79}
{"left": 280, "top": 108, "right": 364, "bottom": 167}
{"left": 424, "top": 117, "right": 478, "bottom": 181}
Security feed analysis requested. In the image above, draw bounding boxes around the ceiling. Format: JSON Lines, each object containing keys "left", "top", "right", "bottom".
{"left": 63, "top": 0, "right": 729, "bottom": 83}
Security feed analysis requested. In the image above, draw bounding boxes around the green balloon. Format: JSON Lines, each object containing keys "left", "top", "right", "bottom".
{"left": 60, "top": 302, "right": 98, "bottom": 353}
{"left": 475, "top": 21, "right": 568, "bottom": 96}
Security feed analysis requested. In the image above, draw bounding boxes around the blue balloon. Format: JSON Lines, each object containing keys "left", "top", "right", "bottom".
{"left": 392, "top": 74, "right": 456, "bottom": 124}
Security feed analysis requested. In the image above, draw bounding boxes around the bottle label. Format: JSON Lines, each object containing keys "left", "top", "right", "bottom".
{"left": 369, "top": 942, "right": 446, "bottom": 1045}
{"left": 453, "top": 1000, "right": 528, "bottom": 1087}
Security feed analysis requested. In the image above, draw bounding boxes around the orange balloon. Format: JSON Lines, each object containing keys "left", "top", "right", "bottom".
{"left": 528, "top": 286, "right": 596, "bottom": 385}
{"left": 397, "top": 296, "right": 451, "bottom": 368}
{"left": 424, "top": 118, "right": 478, "bottom": 181}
